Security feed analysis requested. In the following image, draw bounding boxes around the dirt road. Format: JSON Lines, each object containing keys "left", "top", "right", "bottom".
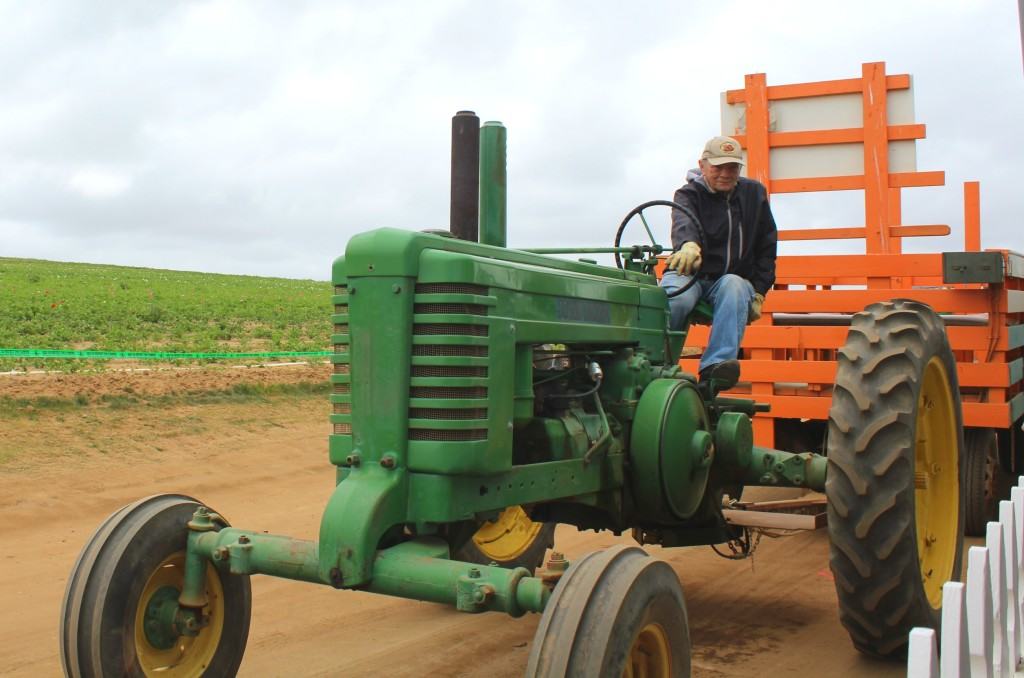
{"left": 1, "top": 367, "right": 906, "bottom": 677}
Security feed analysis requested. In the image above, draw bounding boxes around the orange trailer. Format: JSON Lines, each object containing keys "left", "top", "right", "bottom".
{"left": 679, "top": 62, "right": 1024, "bottom": 533}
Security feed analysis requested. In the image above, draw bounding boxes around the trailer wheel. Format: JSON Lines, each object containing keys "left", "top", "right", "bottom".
{"left": 525, "top": 544, "right": 690, "bottom": 678}
{"left": 964, "top": 427, "right": 1008, "bottom": 536}
{"left": 60, "top": 494, "right": 251, "bottom": 677}
{"left": 449, "top": 506, "right": 555, "bottom": 572}
{"left": 826, "top": 300, "right": 964, "bottom": 659}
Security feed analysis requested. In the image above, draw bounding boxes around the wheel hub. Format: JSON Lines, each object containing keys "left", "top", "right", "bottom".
{"left": 142, "top": 586, "right": 181, "bottom": 650}
{"left": 624, "top": 622, "right": 672, "bottom": 677}
{"left": 914, "top": 356, "right": 959, "bottom": 609}
{"left": 134, "top": 552, "right": 225, "bottom": 677}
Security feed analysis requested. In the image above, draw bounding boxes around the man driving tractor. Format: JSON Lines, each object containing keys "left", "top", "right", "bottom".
{"left": 660, "top": 135, "right": 779, "bottom": 392}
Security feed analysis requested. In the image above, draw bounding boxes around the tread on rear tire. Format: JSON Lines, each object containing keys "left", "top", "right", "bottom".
{"left": 826, "top": 299, "right": 965, "bottom": 659}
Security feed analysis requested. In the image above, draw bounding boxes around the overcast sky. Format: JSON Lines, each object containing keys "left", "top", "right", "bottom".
{"left": 1, "top": 0, "right": 1021, "bottom": 280}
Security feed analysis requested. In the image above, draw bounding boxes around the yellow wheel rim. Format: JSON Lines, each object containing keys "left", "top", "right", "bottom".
{"left": 134, "top": 552, "right": 225, "bottom": 677}
{"left": 914, "top": 356, "right": 960, "bottom": 609}
{"left": 623, "top": 622, "right": 672, "bottom": 678}
{"left": 472, "top": 506, "right": 543, "bottom": 562}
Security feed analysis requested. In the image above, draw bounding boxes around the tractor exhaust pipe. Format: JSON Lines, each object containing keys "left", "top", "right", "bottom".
{"left": 479, "top": 121, "right": 507, "bottom": 247}
{"left": 450, "top": 110, "right": 480, "bottom": 242}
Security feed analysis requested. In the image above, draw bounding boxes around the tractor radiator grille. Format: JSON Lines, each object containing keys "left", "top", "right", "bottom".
{"left": 412, "top": 345, "right": 488, "bottom": 357}
{"left": 332, "top": 283, "right": 351, "bottom": 440}
{"left": 409, "top": 407, "right": 487, "bottom": 420}
{"left": 410, "top": 386, "right": 487, "bottom": 399}
{"left": 414, "top": 323, "right": 487, "bottom": 336}
{"left": 411, "top": 365, "right": 487, "bottom": 378}
{"left": 415, "top": 283, "right": 487, "bottom": 295}
{"left": 409, "top": 282, "right": 490, "bottom": 442}
{"left": 414, "top": 303, "right": 488, "bottom": 315}
{"left": 409, "top": 428, "right": 487, "bottom": 441}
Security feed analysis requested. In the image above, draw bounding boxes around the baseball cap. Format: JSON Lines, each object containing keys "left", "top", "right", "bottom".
{"left": 701, "top": 136, "right": 745, "bottom": 166}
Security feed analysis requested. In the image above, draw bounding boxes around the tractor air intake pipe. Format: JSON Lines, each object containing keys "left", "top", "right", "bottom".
{"left": 450, "top": 111, "right": 480, "bottom": 242}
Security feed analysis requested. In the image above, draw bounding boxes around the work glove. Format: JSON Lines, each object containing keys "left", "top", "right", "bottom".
{"left": 666, "top": 242, "right": 702, "bottom": 276}
{"left": 748, "top": 292, "right": 765, "bottom": 323}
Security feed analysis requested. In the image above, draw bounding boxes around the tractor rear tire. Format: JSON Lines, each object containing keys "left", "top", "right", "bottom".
{"left": 60, "top": 494, "right": 252, "bottom": 677}
{"left": 448, "top": 506, "right": 555, "bottom": 572}
{"left": 826, "top": 299, "right": 964, "bottom": 659}
{"left": 525, "top": 544, "right": 690, "bottom": 677}
{"left": 964, "top": 427, "right": 1008, "bottom": 536}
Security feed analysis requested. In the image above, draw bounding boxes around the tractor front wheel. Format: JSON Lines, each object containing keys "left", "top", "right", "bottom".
{"left": 60, "top": 494, "right": 251, "bottom": 677}
{"left": 525, "top": 544, "right": 690, "bottom": 677}
{"left": 826, "top": 299, "right": 965, "bottom": 658}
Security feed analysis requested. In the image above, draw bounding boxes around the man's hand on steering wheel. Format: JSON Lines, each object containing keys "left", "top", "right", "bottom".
{"left": 665, "top": 242, "right": 702, "bottom": 275}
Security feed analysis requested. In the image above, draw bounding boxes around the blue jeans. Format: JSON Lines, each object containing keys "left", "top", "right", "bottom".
{"left": 660, "top": 271, "right": 756, "bottom": 373}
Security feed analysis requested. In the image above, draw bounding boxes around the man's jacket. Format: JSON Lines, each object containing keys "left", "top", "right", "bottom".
{"left": 670, "top": 172, "right": 778, "bottom": 296}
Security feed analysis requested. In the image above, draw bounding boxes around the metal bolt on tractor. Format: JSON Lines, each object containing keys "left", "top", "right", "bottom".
{"left": 60, "top": 111, "right": 966, "bottom": 677}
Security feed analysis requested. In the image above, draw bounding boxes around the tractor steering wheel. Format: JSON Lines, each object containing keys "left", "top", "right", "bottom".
{"left": 613, "top": 200, "right": 699, "bottom": 299}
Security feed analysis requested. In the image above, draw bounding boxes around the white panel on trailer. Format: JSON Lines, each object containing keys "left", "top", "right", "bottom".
{"left": 720, "top": 79, "right": 918, "bottom": 180}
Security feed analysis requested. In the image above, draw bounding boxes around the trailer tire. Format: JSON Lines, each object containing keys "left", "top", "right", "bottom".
{"left": 60, "top": 494, "right": 251, "bottom": 677}
{"left": 447, "top": 506, "right": 555, "bottom": 572}
{"left": 964, "top": 427, "right": 1007, "bottom": 536}
{"left": 525, "top": 544, "right": 690, "bottom": 677}
{"left": 826, "top": 300, "right": 964, "bottom": 659}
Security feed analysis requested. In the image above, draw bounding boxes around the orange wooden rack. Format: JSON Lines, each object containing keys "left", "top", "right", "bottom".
{"left": 679, "top": 62, "right": 1024, "bottom": 453}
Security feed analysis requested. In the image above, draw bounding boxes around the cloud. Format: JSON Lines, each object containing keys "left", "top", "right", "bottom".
{"left": 0, "top": 0, "right": 1020, "bottom": 278}
{"left": 69, "top": 169, "right": 133, "bottom": 199}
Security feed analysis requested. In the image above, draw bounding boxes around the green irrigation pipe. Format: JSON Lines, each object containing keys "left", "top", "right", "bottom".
{"left": 0, "top": 349, "right": 331, "bottom": 361}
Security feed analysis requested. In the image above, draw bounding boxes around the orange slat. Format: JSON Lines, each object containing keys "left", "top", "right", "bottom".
{"left": 744, "top": 73, "right": 771, "bottom": 190}
{"left": 890, "top": 171, "right": 945, "bottom": 188}
{"left": 779, "top": 227, "right": 866, "bottom": 241}
{"left": 771, "top": 175, "right": 863, "bottom": 193}
{"left": 680, "top": 359, "right": 1009, "bottom": 389}
{"left": 736, "top": 398, "right": 1011, "bottom": 428}
{"left": 964, "top": 182, "right": 981, "bottom": 251}
{"left": 751, "top": 395, "right": 831, "bottom": 419}
{"left": 769, "top": 171, "right": 945, "bottom": 194}
{"left": 892, "top": 225, "right": 950, "bottom": 237}
{"left": 684, "top": 325, "right": 837, "bottom": 348}
{"left": 734, "top": 360, "right": 838, "bottom": 383}
{"left": 765, "top": 289, "right": 990, "bottom": 313}
{"left": 776, "top": 254, "right": 943, "bottom": 278}
{"left": 725, "top": 73, "right": 910, "bottom": 103}
{"left": 862, "top": 62, "right": 891, "bottom": 253}
{"left": 777, "top": 224, "right": 949, "bottom": 241}
{"left": 684, "top": 324, "right": 999, "bottom": 351}
{"left": 964, "top": 402, "right": 1012, "bottom": 428}
{"left": 888, "top": 124, "right": 927, "bottom": 141}
{"left": 733, "top": 124, "right": 925, "bottom": 148}
{"left": 888, "top": 187, "right": 903, "bottom": 255}
{"left": 733, "top": 129, "right": 859, "bottom": 147}
{"left": 959, "top": 363, "right": 1011, "bottom": 388}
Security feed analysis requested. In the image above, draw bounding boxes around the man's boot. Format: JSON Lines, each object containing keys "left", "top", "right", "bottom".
{"left": 699, "top": 359, "right": 740, "bottom": 397}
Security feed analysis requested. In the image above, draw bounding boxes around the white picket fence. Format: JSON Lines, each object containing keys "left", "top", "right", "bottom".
{"left": 907, "top": 478, "right": 1024, "bottom": 677}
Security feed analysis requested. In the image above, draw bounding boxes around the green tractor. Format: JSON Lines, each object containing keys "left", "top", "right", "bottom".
{"left": 60, "top": 113, "right": 965, "bottom": 676}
